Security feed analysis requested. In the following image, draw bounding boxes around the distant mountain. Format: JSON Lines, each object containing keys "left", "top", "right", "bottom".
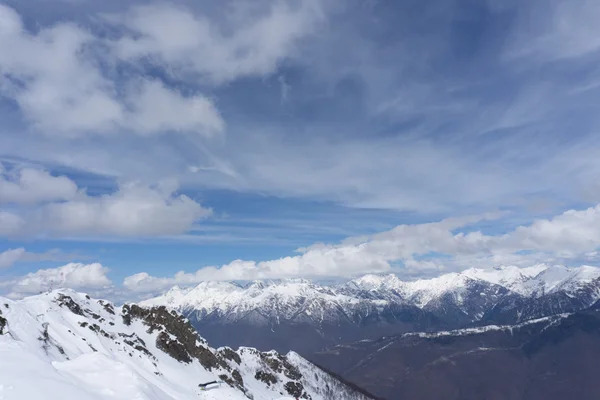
{"left": 141, "top": 265, "right": 600, "bottom": 353}
{"left": 311, "top": 303, "right": 600, "bottom": 400}
{"left": 0, "top": 290, "right": 375, "bottom": 400}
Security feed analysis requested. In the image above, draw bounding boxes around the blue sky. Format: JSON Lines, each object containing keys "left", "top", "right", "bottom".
{"left": 2, "top": 0, "right": 600, "bottom": 299}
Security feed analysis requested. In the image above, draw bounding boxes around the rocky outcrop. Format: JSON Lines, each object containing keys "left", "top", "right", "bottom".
{"left": 122, "top": 304, "right": 223, "bottom": 370}
{"left": 255, "top": 370, "right": 278, "bottom": 385}
{"left": 0, "top": 311, "right": 7, "bottom": 335}
{"left": 55, "top": 294, "right": 85, "bottom": 316}
{"left": 284, "top": 381, "right": 308, "bottom": 399}
{"left": 218, "top": 347, "right": 242, "bottom": 365}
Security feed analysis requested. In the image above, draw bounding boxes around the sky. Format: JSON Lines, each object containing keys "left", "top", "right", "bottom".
{"left": 2, "top": 0, "right": 600, "bottom": 300}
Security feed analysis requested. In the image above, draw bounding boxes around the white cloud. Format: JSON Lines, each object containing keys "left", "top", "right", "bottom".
{"left": 38, "top": 181, "right": 211, "bottom": 236}
{"left": 124, "top": 79, "right": 224, "bottom": 135}
{"left": 3, "top": 1, "right": 599, "bottom": 217}
{"left": 0, "top": 165, "right": 78, "bottom": 204}
{"left": 0, "top": 180, "right": 211, "bottom": 238}
{"left": 0, "top": 247, "right": 85, "bottom": 269}
{"left": 110, "top": 1, "right": 323, "bottom": 84}
{"left": 0, "top": 211, "right": 24, "bottom": 236}
{"left": 4, "top": 262, "right": 112, "bottom": 298}
{"left": 0, "top": 248, "right": 24, "bottom": 269}
{"left": 0, "top": 1, "right": 323, "bottom": 138}
{"left": 123, "top": 205, "right": 600, "bottom": 293}
{"left": 0, "top": 4, "right": 223, "bottom": 137}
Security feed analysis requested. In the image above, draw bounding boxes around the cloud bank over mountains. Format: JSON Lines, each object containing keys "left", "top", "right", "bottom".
{"left": 3, "top": 203, "right": 600, "bottom": 298}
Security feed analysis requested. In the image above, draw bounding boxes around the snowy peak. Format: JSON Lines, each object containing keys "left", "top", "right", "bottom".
{"left": 0, "top": 290, "right": 374, "bottom": 400}
{"left": 140, "top": 265, "right": 600, "bottom": 335}
{"left": 348, "top": 264, "right": 600, "bottom": 299}
{"left": 346, "top": 274, "right": 402, "bottom": 291}
{"left": 140, "top": 277, "right": 360, "bottom": 325}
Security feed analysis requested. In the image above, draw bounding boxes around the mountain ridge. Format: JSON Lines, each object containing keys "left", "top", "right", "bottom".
{"left": 0, "top": 289, "right": 374, "bottom": 400}
{"left": 138, "top": 264, "right": 600, "bottom": 354}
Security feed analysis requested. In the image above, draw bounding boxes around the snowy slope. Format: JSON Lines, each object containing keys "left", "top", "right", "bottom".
{"left": 0, "top": 290, "right": 373, "bottom": 400}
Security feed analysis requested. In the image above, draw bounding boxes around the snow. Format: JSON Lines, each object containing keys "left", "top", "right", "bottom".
{"left": 351, "top": 264, "right": 600, "bottom": 301}
{"left": 0, "top": 290, "right": 242, "bottom": 400}
{"left": 141, "top": 278, "right": 363, "bottom": 323}
{"left": 140, "top": 265, "right": 600, "bottom": 327}
{"left": 0, "top": 290, "right": 371, "bottom": 400}
{"left": 403, "top": 313, "right": 569, "bottom": 339}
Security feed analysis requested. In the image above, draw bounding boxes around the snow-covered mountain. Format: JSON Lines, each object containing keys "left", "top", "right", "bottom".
{"left": 0, "top": 290, "right": 374, "bottom": 400}
{"left": 346, "top": 264, "right": 600, "bottom": 302}
{"left": 141, "top": 265, "right": 600, "bottom": 353}
{"left": 142, "top": 279, "right": 382, "bottom": 326}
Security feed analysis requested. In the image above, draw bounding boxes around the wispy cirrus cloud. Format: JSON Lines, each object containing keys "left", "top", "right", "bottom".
{"left": 0, "top": 247, "right": 86, "bottom": 269}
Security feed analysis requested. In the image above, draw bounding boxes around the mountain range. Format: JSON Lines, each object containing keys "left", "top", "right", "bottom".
{"left": 0, "top": 290, "right": 375, "bottom": 400}
{"left": 141, "top": 264, "right": 600, "bottom": 353}
{"left": 3, "top": 264, "right": 599, "bottom": 400}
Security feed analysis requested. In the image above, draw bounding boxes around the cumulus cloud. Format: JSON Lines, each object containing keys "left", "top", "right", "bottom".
{"left": 0, "top": 1, "right": 323, "bottom": 138}
{"left": 0, "top": 165, "right": 78, "bottom": 204}
{"left": 123, "top": 205, "right": 600, "bottom": 293}
{"left": 0, "top": 181, "right": 211, "bottom": 238}
{"left": 0, "top": 4, "right": 223, "bottom": 137}
{"left": 3, "top": 262, "right": 112, "bottom": 298}
{"left": 38, "top": 181, "right": 211, "bottom": 236}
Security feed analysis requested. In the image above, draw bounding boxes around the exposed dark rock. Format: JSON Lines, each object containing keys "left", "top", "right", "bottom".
{"left": 218, "top": 347, "right": 241, "bottom": 365}
{"left": 255, "top": 370, "right": 278, "bottom": 385}
{"left": 219, "top": 374, "right": 235, "bottom": 388}
{"left": 122, "top": 304, "right": 224, "bottom": 370}
{"left": 90, "top": 312, "right": 101, "bottom": 320}
{"left": 156, "top": 332, "right": 191, "bottom": 363}
{"left": 55, "top": 294, "right": 84, "bottom": 316}
{"left": 284, "top": 381, "right": 308, "bottom": 399}
{"left": 87, "top": 323, "right": 110, "bottom": 338}
{"left": 123, "top": 336, "right": 154, "bottom": 359}
{"left": 218, "top": 372, "right": 244, "bottom": 391}
{"left": 103, "top": 303, "right": 115, "bottom": 315}
{"left": 260, "top": 352, "right": 302, "bottom": 380}
{"left": 231, "top": 369, "right": 244, "bottom": 387}
{"left": 134, "top": 344, "right": 154, "bottom": 358}
{"left": 122, "top": 313, "right": 132, "bottom": 326}
{"left": 0, "top": 314, "right": 6, "bottom": 335}
{"left": 39, "top": 322, "right": 49, "bottom": 342}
